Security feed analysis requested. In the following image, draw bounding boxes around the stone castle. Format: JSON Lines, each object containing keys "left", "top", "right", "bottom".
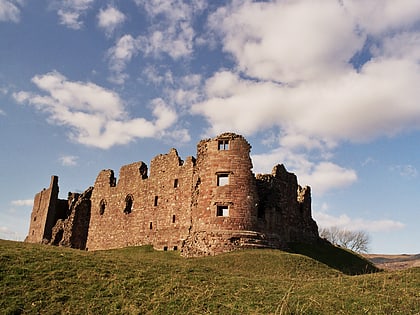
{"left": 25, "top": 133, "right": 319, "bottom": 256}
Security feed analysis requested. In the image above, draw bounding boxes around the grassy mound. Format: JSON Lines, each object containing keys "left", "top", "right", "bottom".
{"left": 288, "top": 240, "right": 380, "bottom": 275}
{"left": 1, "top": 240, "right": 419, "bottom": 314}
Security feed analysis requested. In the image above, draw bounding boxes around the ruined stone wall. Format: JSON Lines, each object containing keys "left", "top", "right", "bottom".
{"left": 25, "top": 176, "right": 59, "bottom": 243}
{"left": 86, "top": 149, "right": 195, "bottom": 251}
{"left": 256, "top": 165, "right": 319, "bottom": 243}
{"left": 26, "top": 133, "right": 320, "bottom": 256}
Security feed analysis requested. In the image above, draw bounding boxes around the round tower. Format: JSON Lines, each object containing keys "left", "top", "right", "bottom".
{"left": 188, "top": 133, "right": 259, "bottom": 251}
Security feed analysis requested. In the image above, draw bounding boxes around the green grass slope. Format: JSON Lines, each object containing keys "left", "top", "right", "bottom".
{"left": 1, "top": 240, "right": 419, "bottom": 314}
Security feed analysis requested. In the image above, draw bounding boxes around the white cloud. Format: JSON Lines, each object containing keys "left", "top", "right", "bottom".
{"left": 314, "top": 210, "right": 405, "bottom": 233}
{"left": 14, "top": 71, "right": 185, "bottom": 149}
{"left": 54, "top": 0, "right": 94, "bottom": 29}
{"left": 344, "top": 0, "right": 420, "bottom": 35}
{"left": 134, "top": 0, "right": 206, "bottom": 59}
{"left": 0, "top": 0, "right": 21, "bottom": 23}
{"left": 252, "top": 148, "right": 357, "bottom": 195}
{"left": 11, "top": 199, "right": 33, "bottom": 207}
{"left": 189, "top": 1, "right": 420, "bottom": 194}
{"left": 107, "top": 34, "right": 141, "bottom": 84}
{"left": 0, "top": 109, "right": 5, "bottom": 116}
{"left": 97, "top": 5, "right": 125, "bottom": 37}
{"left": 59, "top": 155, "right": 78, "bottom": 166}
{"left": 208, "top": 0, "right": 363, "bottom": 83}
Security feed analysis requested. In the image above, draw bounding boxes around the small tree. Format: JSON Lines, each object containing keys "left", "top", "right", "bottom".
{"left": 319, "top": 226, "right": 370, "bottom": 253}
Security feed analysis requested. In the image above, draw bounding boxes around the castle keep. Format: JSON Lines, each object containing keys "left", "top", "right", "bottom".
{"left": 25, "top": 133, "right": 319, "bottom": 256}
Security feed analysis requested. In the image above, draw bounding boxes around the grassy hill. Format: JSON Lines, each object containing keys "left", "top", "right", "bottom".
{"left": 1, "top": 240, "right": 419, "bottom": 314}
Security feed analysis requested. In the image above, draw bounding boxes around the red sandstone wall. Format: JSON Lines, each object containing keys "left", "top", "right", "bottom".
{"left": 86, "top": 149, "right": 195, "bottom": 251}
{"left": 192, "top": 133, "right": 259, "bottom": 232}
{"left": 26, "top": 176, "right": 59, "bottom": 243}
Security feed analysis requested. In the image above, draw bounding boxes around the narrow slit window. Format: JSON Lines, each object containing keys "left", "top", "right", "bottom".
{"left": 154, "top": 196, "right": 158, "bottom": 206}
{"left": 173, "top": 178, "right": 179, "bottom": 188}
{"left": 172, "top": 215, "right": 176, "bottom": 223}
{"left": 99, "top": 200, "right": 106, "bottom": 215}
{"left": 217, "top": 173, "right": 229, "bottom": 186}
{"left": 124, "top": 195, "right": 133, "bottom": 214}
{"left": 216, "top": 205, "right": 229, "bottom": 217}
{"left": 218, "top": 139, "right": 229, "bottom": 150}
{"left": 149, "top": 222, "right": 153, "bottom": 229}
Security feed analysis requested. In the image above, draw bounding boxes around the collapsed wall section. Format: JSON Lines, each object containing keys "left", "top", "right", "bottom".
{"left": 256, "top": 164, "right": 319, "bottom": 243}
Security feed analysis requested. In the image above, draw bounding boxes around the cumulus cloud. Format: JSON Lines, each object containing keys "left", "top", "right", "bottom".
{"left": 11, "top": 199, "right": 33, "bottom": 207}
{"left": 134, "top": 0, "right": 206, "bottom": 59}
{"left": 189, "top": 0, "right": 420, "bottom": 194}
{"left": 14, "top": 71, "right": 184, "bottom": 149}
{"left": 252, "top": 148, "right": 357, "bottom": 195}
{"left": 54, "top": 0, "right": 94, "bottom": 30}
{"left": 97, "top": 5, "right": 125, "bottom": 37}
{"left": 314, "top": 209, "right": 405, "bottom": 233}
{"left": 0, "top": 0, "right": 21, "bottom": 22}
{"left": 59, "top": 155, "right": 78, "bottom": 166}
{"left": 107, "top": 34, "right": 141, "bottom": 84}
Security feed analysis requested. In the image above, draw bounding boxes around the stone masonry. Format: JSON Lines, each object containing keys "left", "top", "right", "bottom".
{"left": 25, "top": 133, "right": 319, "bottom": 256}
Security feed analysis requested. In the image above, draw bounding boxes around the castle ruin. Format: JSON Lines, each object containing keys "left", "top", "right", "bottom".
{"left": 25, "top": 133, "right": 319, "bottom": 256}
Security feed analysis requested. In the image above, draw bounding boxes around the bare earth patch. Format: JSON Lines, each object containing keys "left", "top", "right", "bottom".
{"left": 364, "top": 254, "right": 420, "bottom": 271}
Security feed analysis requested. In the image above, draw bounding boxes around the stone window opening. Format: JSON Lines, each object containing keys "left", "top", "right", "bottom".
{"left": 173, "top": 246, "right": 178, "bottom": 251}
{"left": 163, "top": 246, "right": 168, "bottom": 251}
{"left": 216, "top": 205, "right": 229, "bottom": 217}
{"left": 174, "top": 178, "right": 179, "bottom": 188}
{"left": 172, "top": 215, "right": 176, "bottom": 223}
{"left": 124, "top": 195, "right": 133, "bottom": 214}
{"left": 33, "top": 216, "right": 37, "bottom": 222}
{"left": 154, "top": 196, "right": 158, "bottom": 206}
{"left": 99, "top": 199, "right": 106, "bottom": 215}
{"left": 149, "top": 222, "right": 153, "bottom": 229}
{"left": 217, "top": 173, "right": 229, "bottom": 186}
{"left": 218, "top": 139, "right": 229, "bottom": 150}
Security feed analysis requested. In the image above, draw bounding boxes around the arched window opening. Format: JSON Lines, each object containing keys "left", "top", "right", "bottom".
{"left": 124, "top": 195, "right": 133, "bottom": 214}
{"left": 99, "top": 200, "right": 106, "bottom": 215}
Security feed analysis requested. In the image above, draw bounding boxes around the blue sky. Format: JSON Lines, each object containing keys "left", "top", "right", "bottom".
{"left": 1, "top": 0, "right": 420, "bottom": 254}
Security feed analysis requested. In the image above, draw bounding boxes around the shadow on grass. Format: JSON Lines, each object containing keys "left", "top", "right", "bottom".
{"left": 287, "top": 240, "right": 381, "bottom": 275}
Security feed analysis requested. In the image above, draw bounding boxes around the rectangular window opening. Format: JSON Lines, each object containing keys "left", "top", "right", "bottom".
{"left": 172, "top": 215, "right": 176, "bottom": 223}
{"left": 173, "top": 178, "right": 179, "bottom": 188}
{"left": 173, "top": 246, "right": 178, "bottom": 251}
{"left": 218, "top": 139, "right": 229, "bottom": 150}
{"left": 216, "top": 205, "right": 229, "bottom": 217}
{"left": 149, "top": 222, "right": 153, "bottom": 230}
{"left": 154, "top": 196, "right": 158, "bottom": 206}
{"left": 217, "top": 173, "right": 229, "bottom": 186}
{"left": 163, "top": 246, "right": 168, "bottom": 251}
